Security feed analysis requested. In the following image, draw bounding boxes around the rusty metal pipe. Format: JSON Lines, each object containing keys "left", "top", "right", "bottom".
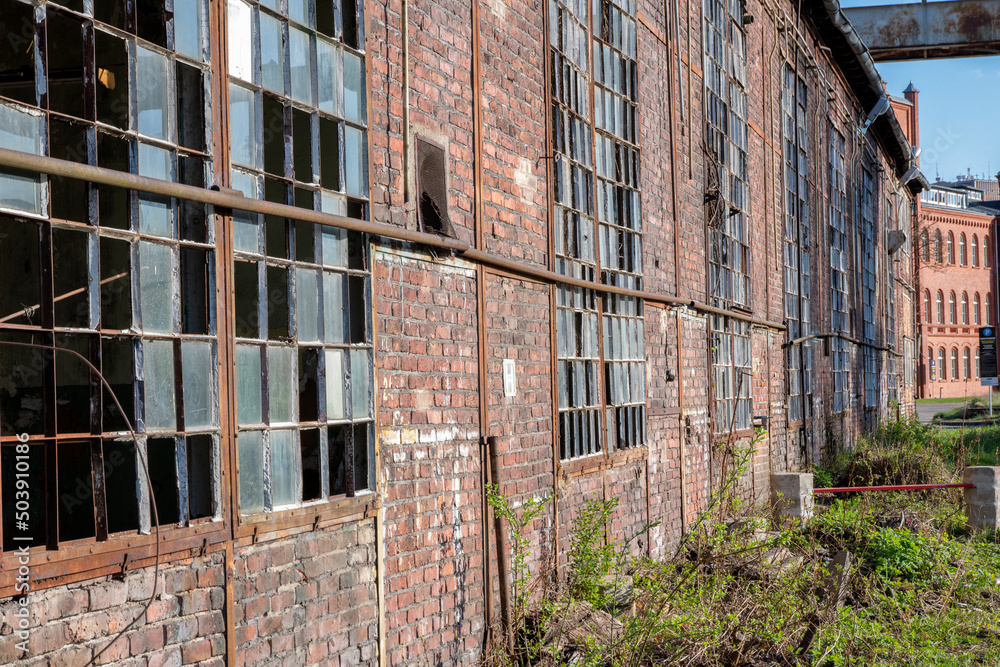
{"left": 0, "top": 147, "right": 788, "bottom": 331}
{"left": 487, "top": 436, "right": 514, "bottom": 654}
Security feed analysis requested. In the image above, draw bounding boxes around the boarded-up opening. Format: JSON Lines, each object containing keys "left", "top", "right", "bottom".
{"left": 415, "top": 136, "right": 454, "bottom": 238}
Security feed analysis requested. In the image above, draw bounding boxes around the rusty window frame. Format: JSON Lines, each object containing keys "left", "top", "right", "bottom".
{"left": 225, "top": 0, "right": 375, "bottom": 522}
{"left": 829, "top": 126, "right": 850, "bottom": 414}
{"left": 0, "top": 0, "right": 225, "bottom": 570}
{"left": 782, "top": 63, "right": 811, "bottom": 424}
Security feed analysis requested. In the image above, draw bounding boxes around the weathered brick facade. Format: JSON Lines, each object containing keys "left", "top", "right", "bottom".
{"left": 0, "top": 0, "right": 921, "bottom": 664}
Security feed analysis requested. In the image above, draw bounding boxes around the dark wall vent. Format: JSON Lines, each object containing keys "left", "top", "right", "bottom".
{"left": 415, "top": 136, "right": 454, "bottom": 238}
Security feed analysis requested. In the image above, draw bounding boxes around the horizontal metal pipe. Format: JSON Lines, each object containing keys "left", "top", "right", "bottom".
{"left": 784, "top": 331, "right": 900, "bottom": 356}
{"left": 0, "top": 147, "right": 787, "bottom": 331}
{"left": 814, "top": 482, "right": 974, "bottom": 493}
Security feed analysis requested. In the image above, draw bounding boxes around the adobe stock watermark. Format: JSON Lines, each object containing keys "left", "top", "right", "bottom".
{"left": 9, "top": 432, "right": 35, "bottom": 655}
{"left": 921, "top": 126, "right": 961, "bottom": 169}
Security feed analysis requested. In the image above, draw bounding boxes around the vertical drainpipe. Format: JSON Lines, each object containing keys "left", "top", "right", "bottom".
{"left": 469, "top": 0, "right": 495, "bottom": 641}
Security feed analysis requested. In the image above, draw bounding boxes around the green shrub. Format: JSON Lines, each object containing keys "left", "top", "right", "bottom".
{"left": 867, "top": 528, "right": 933, "bottom": 581}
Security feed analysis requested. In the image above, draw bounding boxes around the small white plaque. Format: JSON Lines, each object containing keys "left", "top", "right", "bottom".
{"left": 503, "top": 359, "right": 516, "bottom": 397}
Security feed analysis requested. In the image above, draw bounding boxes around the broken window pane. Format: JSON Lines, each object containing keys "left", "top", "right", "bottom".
{"left": 182, "top": 341, "right": 214, "bottom": 430}
{"left": 229, "top": 83, "right": 257, "bottom": 168}
{"left": 186, "top": 434, "right": 214, "bottom": 519}
{"left": 49, "top": 119, "right": 91, "bottom": 223}
{"left": 0, "top": 330, "right": 47, "bottom": 436}
{"left": 0, "top": 0, "right": 37, "bottom": 106}
{"left": 261, "top": 12, "right": 284, "bottom": 94}
{"left": 350, "top": 348, "right": 370, "bottom": 419}
{"left": 234, "top": 260, "right": 261, "bottom": 338}
{"left": 143, "top": 339, "right": 176, "bottom": 431}
{"left": 58, "top": 440, "right": 96, "bottom": 541}
{"left": 289, "top": 27, "right": 314, "bottom": 106}
{"left": 137, "top": 46, "right": 173, "bottom": 141}
{"left": 319, "top": 116, "right": 340, "bottom": 190}
{"left": 268, "top": 345, "right": 296, "bottom": 423}
{"left": 342, "top": 0, "right": 359, "bottom": 48}
{"left": 147, "top": 437, "right": 180, "bottom": 525}
{"left": 353, "top": 422, "right": 369, "bottom": 491}
{"left": 265, "top": 179, "right": 288, "bottom": 257}
{"left": 97, "top": 132, "right": 130, "bottom": 229}
{"left": 325, "top": 348, "right": 345, "bottom": 419}
{"left": 296, "top": 220, "right": 316, "bottom": 262}
{"left": 138, "top": 143, "right": 174, "bottom": 238}
{"left": 300, "top": 428, "right": 321, "bottom": 500}
{"left": 348, "top": 274, "right": 368, "bottom": 343}
{"left": 55, "top": 334, "right": 93, "bottom": 434}
{"left": 136, "top": 0, "right": 167, "bottom": 47}
{"left": 293, "top": 108, "right": 313, "bottom": 183}
{"left": 263, "top": 95, "right": 286, "bottom": 177}
{"left": 270, "top": 429, "right": 297, "bottom": 506}
{"left": 316, "top": 0, "right": 336, "bottom": 37}
{"left": 104, "top": 439, "right": 140, "bottom": 533}
{"left": 0, "top": 216, "right": 41, "bottom": 327}
{"left": 100, "top": 236, "right": 132, "bottom": 330}
{"left": 0, "top": 103, "right": 43, "bottom": 214}
{"left": 328, "top": 424, "right": 346, "bottom": 495}
{"left": 53, "top": 228, "right": 94, "bottom": 328}
{"left": 235, "top": 345, "right": 263, "bottom": 424}
{"left": 296, "top": 268, "right": 320, "bottom": 342}
{"left": 176, "top": 62, "right": 206, "bottom": 152}
{"left": 344, "top": 125, "right": 366, "bottom": 198}
{"left": 101, "top": 336, "right": 135, "bottom": 432}
{"left": 95, "top": 0, "right": 129, "bottom": 30}
{"left": 47, "top": 10, "right": 86, "bottom": 118}
{"left": 139, "top": 241, "right": 175, "bottom": 333}
{"left": 299, "top": 346, "right": 320, "bottom": 421}
{"left": 228, "top": 0, "right": 254, "bottom": 82}
{"left": 343, "top": 52, "right": 364, "bottom": 124}
{"left": 238, "top": 430, "right": 264, "bottom": 513}
{"left": 323, "top": 272, "right": 344, "bottom": 343}
{"left": 174, "top": 0, "right": 205, "bottom": 61}
{"left": 179, "top": 156, "right": 208, "bottom": 242}
{"left": 180, "top": 247, "right": 211, "bottom": 335}
{"left": 317, "top": 39, "right": 340, "bottom": 115}
{"left": 95, "top": 30, "right": 128, "bottom": 129}
{"left": 2, "top": 445, "right": 46, "bottom": 549}
{"left": 266, "top": 264, "right": 290, "bottom": 338}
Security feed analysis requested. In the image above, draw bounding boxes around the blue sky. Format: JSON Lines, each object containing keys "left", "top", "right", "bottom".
{"left": 840, "top": 0, "right": 1000, "bottom": 182}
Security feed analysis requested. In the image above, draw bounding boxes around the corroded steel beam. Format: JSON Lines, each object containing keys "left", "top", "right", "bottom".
{"left": 843, "top": 0, "right": 1000, "bottom": 61}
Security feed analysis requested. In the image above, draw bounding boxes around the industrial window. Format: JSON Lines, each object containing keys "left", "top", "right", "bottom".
{"left": 860, "top": 168, "right": 877, "bottom": 407}
{"left": 705, "top": 0, "right": 751, "bottom": 432}
{"left": 974, "top": 292, "right": 981, "bottom": 325}
{"left": 960, "top": 233, "right": 967, "bottom": 265}
{"left": 227, "top": 0, "right": 374, "bottom": 511}
{"left": 947, "top": 232, "right": 954, "bottom": 264}
{"left": 962, "top": 292, "right": 969, "bottom": 325}
{"left": 0, "top": 0, "right": 220, "bottom": 550}
{"left": 934, "top": 230, "right": 943, "bottom": 263}
{"left": 904, "top": 339, "right": 914, "bottom": 387}
{"left": 551, "top": 0, "right": 646, "bottom": 457}
{"left": 972, "top": 234, "right": 979, "bottom": 266}
{"left": 712, "top": 317, "right": 751, "bottom": 432}
{"left": 936, "top": 291, "right": 944, "bottom": 324}
{"left": 782, "top": 66, "right": 811, "bottom": 423}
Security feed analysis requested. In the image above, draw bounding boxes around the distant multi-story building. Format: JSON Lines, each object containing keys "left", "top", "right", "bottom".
{"left": 916, "top": 179, "right": 1000, "bottom": 398}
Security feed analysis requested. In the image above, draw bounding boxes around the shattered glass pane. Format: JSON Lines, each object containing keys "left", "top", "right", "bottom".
{"left": 143, "top": 339, "right": 176, "bottom": 431}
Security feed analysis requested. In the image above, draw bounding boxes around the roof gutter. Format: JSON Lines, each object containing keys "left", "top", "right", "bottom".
{"left": 815, "top": 0, "right": 928, "bottom": 192}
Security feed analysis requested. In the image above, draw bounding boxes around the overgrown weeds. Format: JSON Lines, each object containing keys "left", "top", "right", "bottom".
{"left": 483, "top": 418, "right": 1000, "bottom": 667}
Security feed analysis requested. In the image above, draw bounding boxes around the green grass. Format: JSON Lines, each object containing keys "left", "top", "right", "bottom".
{"left": 916, "top": 395, "right": 995, "bottom": 404}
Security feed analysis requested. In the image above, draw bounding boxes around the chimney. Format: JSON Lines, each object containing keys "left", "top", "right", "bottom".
{"left": 903, "top": 81, "right": 919, "bottom": 154}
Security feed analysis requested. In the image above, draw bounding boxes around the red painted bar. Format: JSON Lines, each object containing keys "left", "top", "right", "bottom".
{"left": 814, "top": 483, "right": 975, "bottom": 494}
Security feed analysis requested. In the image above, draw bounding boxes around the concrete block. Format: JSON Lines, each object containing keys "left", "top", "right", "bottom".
{"left": 964, "top": 467, "right": 1000, "bottom": 531}
{"left": 770, "top": 472, "right": 814, "bottom": 527}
